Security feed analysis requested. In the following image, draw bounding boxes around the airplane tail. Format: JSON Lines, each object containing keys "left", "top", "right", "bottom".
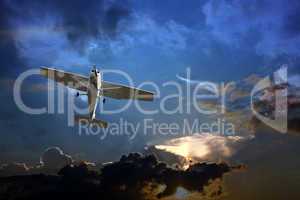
{"left": 75, "top": 115, "right": 108, "bottom": 128}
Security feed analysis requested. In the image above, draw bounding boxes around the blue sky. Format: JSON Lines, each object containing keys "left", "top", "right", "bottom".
{"left": 0, "top": 0, "right": 300, "bottom": 163}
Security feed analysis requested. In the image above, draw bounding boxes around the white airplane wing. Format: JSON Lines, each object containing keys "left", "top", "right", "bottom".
{"left": 40, "top": 67, "right": 88, "bottom": 91}
{"left": 102, "top": 81, "right": 154, "bottom": 101}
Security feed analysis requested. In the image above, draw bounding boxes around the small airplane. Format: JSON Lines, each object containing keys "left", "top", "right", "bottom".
{"left": 40, "top": 66, "right": 154, "bottom": 128}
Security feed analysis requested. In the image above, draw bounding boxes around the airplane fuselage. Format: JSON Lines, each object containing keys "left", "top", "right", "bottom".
{"left": 88, "top": 69, "right": 101, "bottom": 120}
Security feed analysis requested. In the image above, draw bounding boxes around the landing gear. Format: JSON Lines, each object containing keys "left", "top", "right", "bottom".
{"left": 76, "top": 92, "right": 87, "bottom": 97}
{"left": 103, "top": 98, "right": 106, "bottom": 104}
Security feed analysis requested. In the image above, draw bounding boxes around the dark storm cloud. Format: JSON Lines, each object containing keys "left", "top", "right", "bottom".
{"left": 0, "top": 152, "right": 244, "bottom": 200}
{"left": 99, "top": 153, "right": 235, "bottom": 199}
{"left": 0, "top": 0, "right": 131, "bottom": 74}
{"left": 0, "top": 0, "right": 24, "bottom": 75}
{"left": 37, "top": 0, "right": 131, "bottom": 49}
{"left": 203, "top": 0, "right": 300, "bottom": 57}
{"left": 40, "top": 147, "right": 73, "bottom": 171}
{"left": 9, "top": 0, "right": 131, "bottom": 46}
{"left": 0, "top": 146, "right": 73, "bottom": 176}
{"left": 0, "top": 163, "right": 29, "bottom": 177}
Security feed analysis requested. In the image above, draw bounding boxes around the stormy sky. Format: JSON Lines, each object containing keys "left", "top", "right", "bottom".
{"left": 1, "top": 1, "right": 300, "bottom": 199}
{"left": 1, "top": 0, "right": 300, "bottom": 167}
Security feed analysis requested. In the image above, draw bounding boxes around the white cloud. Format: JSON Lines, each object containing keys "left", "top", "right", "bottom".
{"left": 155, "top": 133, "right": 253, "bottom": 162}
